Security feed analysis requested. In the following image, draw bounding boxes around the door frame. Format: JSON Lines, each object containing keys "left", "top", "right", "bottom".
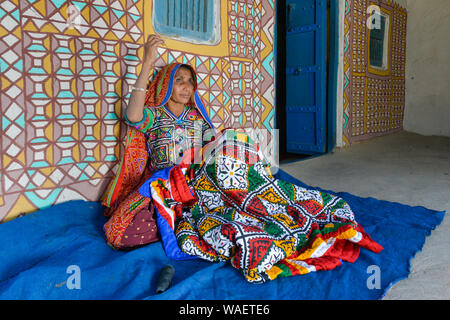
{"left": 275, "top": 0, "right": 340, "bottom": 156}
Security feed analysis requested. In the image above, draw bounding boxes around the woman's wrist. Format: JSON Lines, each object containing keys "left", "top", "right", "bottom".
{"left": 131, "top": 61, "right": 154, "bottom": 90}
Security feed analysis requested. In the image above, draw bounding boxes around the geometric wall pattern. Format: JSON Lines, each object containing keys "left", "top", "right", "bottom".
{"left": 342, "top": 0, "right": 407, "bottom": 146}
{"left": 0, "top": 0, "right": 275, "bottom": 222}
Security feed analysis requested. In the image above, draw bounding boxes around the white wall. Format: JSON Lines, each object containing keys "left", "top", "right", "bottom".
{"left": 403, "top": 0, "right": 450, "bottom": 136}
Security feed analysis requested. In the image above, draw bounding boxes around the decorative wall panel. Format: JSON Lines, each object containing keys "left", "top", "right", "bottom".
{"left": 0, "top": 0, "right": 275, "bottom": 222}
{"left": 342, "top": 0, "right": 406, "bottom": 146}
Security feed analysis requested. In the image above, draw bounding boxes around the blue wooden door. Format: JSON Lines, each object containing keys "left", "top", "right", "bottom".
{"left": 285, "top": 0, "right": 327, "bottom": 154}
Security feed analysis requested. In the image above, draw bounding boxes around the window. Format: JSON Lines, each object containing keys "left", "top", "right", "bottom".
{"left": 369, "top": 12, "right": 390, "bottom": 70}
{"left": 153, "top": 0, "right": 220, "bottom": 44}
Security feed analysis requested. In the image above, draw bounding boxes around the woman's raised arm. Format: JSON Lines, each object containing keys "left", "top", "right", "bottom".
{"left": 126, "top": 34, "right": 165, "bottom": 123}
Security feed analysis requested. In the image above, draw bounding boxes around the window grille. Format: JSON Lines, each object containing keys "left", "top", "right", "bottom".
{"left": 153, "top": 0, "right": 220, "bottom": 44}
{"left": 369, "top": 14, "right": 387, "bottom": 68}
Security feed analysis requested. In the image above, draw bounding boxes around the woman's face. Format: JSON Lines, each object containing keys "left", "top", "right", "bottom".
{"left": 170, "top": 67, "right": 195, "bottom": 106}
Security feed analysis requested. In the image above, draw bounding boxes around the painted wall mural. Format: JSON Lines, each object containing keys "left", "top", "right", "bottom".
{"left": 0, "top": 0, "right": 275, "bottom": 222}
{"left": 342, "top": 0, "right": 407, "bottom": 146}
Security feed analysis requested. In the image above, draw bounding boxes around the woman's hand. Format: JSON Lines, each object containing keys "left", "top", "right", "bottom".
{"left": 125, "top": 34, "right": 165, "bottom": 124}
{"left": 142, "top": 34, "right": 165, "bottom": 66}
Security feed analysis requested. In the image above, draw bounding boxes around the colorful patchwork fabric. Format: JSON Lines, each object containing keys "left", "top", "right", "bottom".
{"left": 141, "top": 129, "right": 383, "bottom": 283}
{"left": 102, "top": 127, "right": 150, "bottom": 216}
{"left": 125, "top": 105, "right": 213, "bottom": 171}
{"left": 103, "top": 185, "right": 152, "bottom": 248}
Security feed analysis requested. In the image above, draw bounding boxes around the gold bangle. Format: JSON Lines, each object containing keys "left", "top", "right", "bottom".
{"left": 130, "top": 86, "right": 146, "bottom": 92}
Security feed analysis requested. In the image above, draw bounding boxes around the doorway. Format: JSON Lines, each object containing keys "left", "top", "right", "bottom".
{"left": 276, "top": 0, "right": 338, "bottom": 163}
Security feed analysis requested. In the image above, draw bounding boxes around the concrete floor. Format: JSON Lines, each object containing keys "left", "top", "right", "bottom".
{"left": 279, "top": 130, "right": 450, "bottom": 300}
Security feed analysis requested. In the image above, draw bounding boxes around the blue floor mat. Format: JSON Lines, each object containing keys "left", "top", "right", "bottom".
{"left": 0, "top": 170, "right": 445, "bottom": 300}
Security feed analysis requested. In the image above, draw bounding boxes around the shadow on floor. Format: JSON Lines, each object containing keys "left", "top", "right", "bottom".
{"left": 278, "top": 152, "right": 311, "bottom": 164}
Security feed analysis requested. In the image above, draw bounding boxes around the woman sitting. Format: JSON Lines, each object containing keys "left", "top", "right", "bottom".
{"left": 102, "top": 34, "right": 382, "bottom": 283}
